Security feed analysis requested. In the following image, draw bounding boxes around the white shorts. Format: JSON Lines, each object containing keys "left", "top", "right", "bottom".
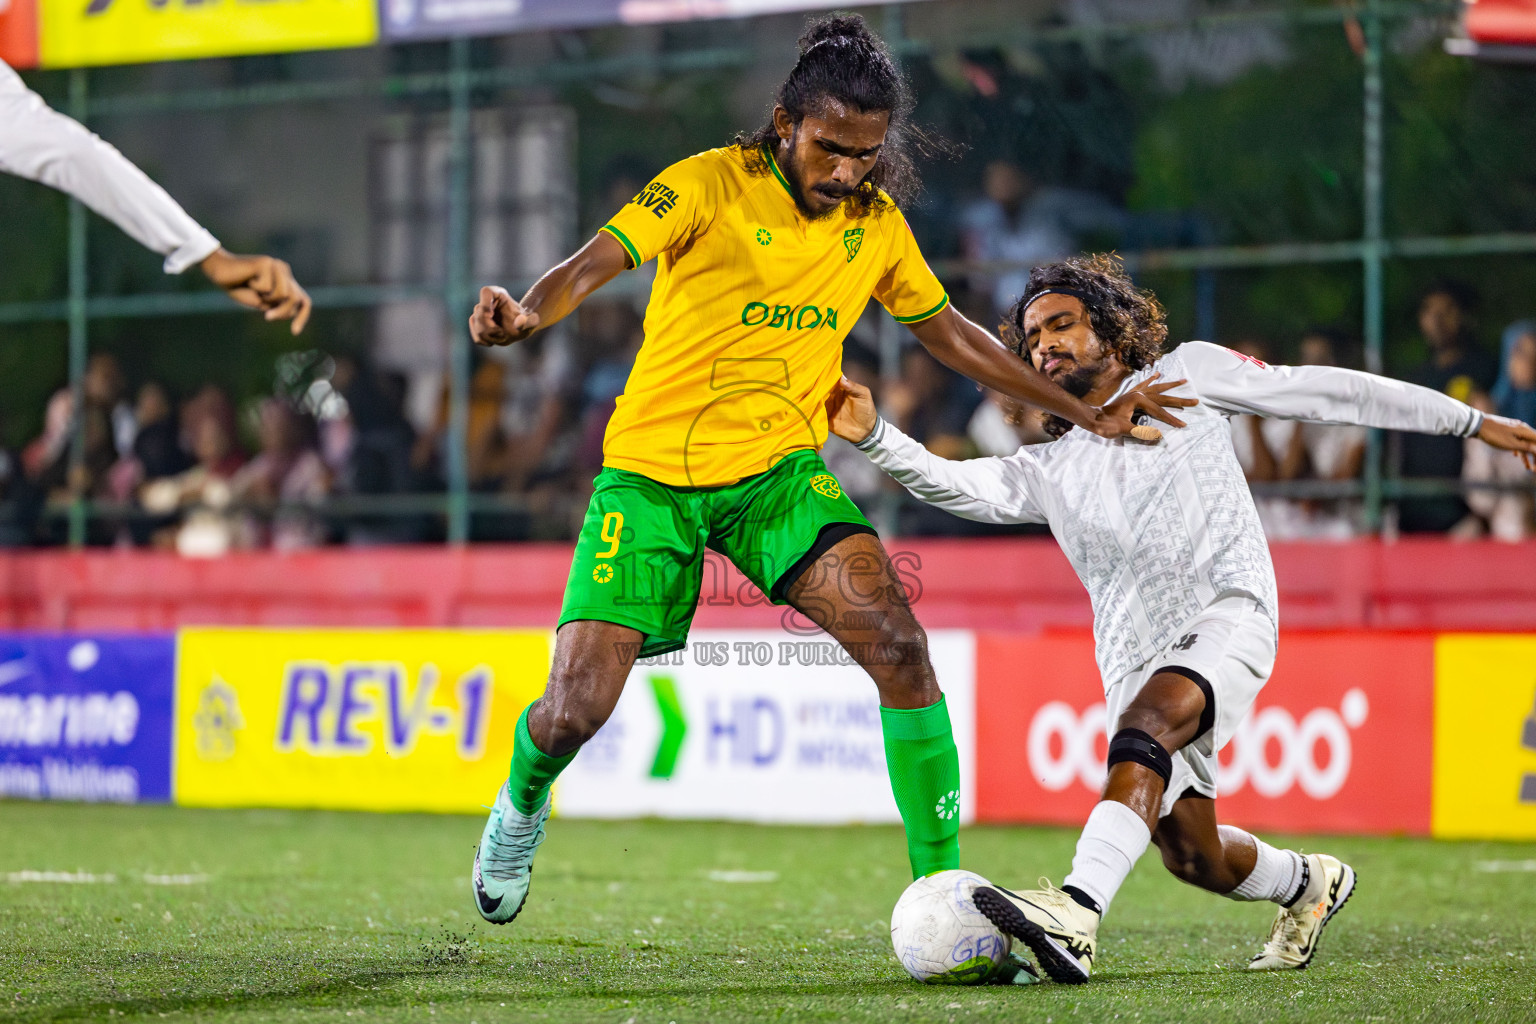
{"left": 1103, "top": 593, "right": 1277, "bottom": 819}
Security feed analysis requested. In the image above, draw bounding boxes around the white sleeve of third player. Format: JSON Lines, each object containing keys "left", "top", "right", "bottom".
{"left": 0, "top": 59, "right": 220, "bottom": 274}
{"left": 855, "top": 417, "right": 1048, "bottom": 525}
{"left": 1176, "top": 340, "right": 1484, "bottom": 438}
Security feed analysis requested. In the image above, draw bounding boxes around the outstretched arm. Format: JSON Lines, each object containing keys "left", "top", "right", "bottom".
{"left": 826, "top": 376, "right": 1046, "bottom": 525}
{"left": 469, "top": 231, "right": 630, "bottom": 347}
{"left": 1, "top": 61, "right": 311, "bottom": 333}
{"left": 906, "top": 305, "right": 1192, "bottom": 441}
{"left": 1178, "top": 341, "right": 1536, "bottom": 468}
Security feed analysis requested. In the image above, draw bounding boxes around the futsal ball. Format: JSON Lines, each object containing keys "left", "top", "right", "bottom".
{"left": 890, "top": 869, "right": 1012, "bottom": 984}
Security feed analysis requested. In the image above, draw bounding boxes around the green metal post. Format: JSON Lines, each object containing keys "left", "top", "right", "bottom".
{"left": 1361, "top": 0, "right": 1386, "bottom": 532}
{"left": 66, "top": 68, "right": 90, "bottom": 548}
{"left": 445, "top": 37, "right": 473, "bottom": 544}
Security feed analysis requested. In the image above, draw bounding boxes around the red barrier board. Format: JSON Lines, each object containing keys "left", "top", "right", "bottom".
{"left": 1466, "top": 0, "right": 1536, "bottom": 45}
{"left": 975, "top": 631, "right": 1434, "bottom": 836}
{"left": 0, "top": 0, "right": 38, "bottom": 68}
{"left": 5, "top": 540, "right": 1536, "bottom": 633}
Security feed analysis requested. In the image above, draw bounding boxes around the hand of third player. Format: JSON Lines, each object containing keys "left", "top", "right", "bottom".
{"left": 1477, "top": 414, "right": 1536, "bottom": 471}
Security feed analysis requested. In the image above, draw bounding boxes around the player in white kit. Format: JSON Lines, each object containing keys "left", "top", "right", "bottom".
{"left": 828, "top": 254, "right": 1536, "bottom": 984}
{"left": 1, "top": 58, "right": 310, "bottom": 332}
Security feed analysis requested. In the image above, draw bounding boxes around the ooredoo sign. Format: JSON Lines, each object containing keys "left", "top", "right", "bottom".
{"left": 975, "top": 632, "right": 1434, "bottom": 835}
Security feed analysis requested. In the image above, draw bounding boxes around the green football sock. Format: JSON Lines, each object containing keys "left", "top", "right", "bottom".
{"left": 507, "top": 704, "right": 576, "bottom": 815}
{"left": 881, "top": 695, "right": 962, "bottom": 879}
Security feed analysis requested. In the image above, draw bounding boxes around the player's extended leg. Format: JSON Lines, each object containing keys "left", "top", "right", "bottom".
{"left": 781, "top": 530, "right": 959, "bottom": 879}
{"left": 473, "top": 620, "right": 641, "bottom": 925}
{"left": 475, "top": 463, "right": 708, "bottom": 924}
{"left": 975, "top": 670, "right": 1204, "bottom": 983}
{"left": 1154, "top": 795, "right": 1357, "bottom": 971}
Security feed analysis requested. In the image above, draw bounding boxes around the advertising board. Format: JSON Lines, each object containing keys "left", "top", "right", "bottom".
{"left": 380, "top": 0, "right": 929, "bottom": 41}
{"left": 174, "top": 628, "right": 547, "bottom": 812}
{"left": 975, "top": 632, "right": 1435, "bottom": 835}
{"left": 1432, "top": 634, "right": 1536, "bottom": 839}
{"left": 556, "top": 629, "right": 977, "bottom": 824}
{"left": 0, "top": 0, "right": 38, "bottom": 68}
{"left": 38, "top": 0, "right": 376, "bottom": 68}
{"left": 0, "top": 633, "right": 174, "bottom": 803}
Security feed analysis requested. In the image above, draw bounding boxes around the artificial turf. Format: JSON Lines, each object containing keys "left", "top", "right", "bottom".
{"left": 2, "top": 802, "right": 1533, "bottom": 1023}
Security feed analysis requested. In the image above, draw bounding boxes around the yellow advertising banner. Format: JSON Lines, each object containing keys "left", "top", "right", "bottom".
{"left": 1432, "top": 634, "right": 1536, "bottom": 839}
{"left": 39, "top": 0, "right": 377, "bottom": 68}
{"left": 175, "top": 629, "right": 548, "bottom": 813}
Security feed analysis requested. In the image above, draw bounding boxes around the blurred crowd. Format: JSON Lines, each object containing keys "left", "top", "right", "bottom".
{"left": 2, "top": 157, "right": 1532, "bottom": 549}
{"left": 1226, "top": 280, "right": 1536, "bottom": 542}
{"left": 0, "top": 350, "right": 427, "bottom": 551}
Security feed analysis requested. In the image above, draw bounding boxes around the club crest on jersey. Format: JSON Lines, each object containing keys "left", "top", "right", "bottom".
{"left": 809, "top": 474, "right": 842, "bottom": 500}
{"left": 843, "top": 228, "right": 864, "bottom": 262}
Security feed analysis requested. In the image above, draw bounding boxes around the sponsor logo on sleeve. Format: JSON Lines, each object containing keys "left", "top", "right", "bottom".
{"left": 631, "top": 182, "right": 679, "bottom": 219}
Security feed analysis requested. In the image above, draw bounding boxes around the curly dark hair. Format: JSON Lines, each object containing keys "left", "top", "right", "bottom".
{"left": 735, "top": 13, "right": 922, "bottom": 215}
{"left": 1001, "top": 253, "right": 1170, "bottom": 438}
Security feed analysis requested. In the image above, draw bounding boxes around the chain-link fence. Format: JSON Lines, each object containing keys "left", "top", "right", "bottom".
{"left": 2, "top": 0, "right": 1533, "bottom": 548}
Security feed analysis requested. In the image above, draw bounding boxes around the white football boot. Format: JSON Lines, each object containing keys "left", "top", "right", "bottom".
{"left": 1248, "top": 853, "right": 1357, "bottom": 970}
{"left": 471, "top": 783, "right": 549, "bottom": 925}
{"left": 974, "top": 880, "right": 1099, "bottom": 984}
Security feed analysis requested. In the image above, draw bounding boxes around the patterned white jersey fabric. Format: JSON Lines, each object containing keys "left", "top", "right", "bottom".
{"left": 858, "top": 341, "right": 1483, "bottom": 687}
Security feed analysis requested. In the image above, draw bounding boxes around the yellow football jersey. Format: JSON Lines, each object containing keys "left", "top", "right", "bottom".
{"left": 599, "top": 145, "right": 949, "bottom": 487}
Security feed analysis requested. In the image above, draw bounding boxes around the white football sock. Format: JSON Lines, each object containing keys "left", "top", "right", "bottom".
{"left": 1228, "top": 838, "right": 1306, "bottom": 904}
{"left": 1062, "top": 800, "right": 1151, "bottom": 917}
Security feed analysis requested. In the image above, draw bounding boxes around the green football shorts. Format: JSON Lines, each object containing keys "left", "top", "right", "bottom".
{"left": 558, "top": 448, "right": 875, "bottom": 657}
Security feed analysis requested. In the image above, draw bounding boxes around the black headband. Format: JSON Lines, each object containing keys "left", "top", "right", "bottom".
{"left": 1009, "top": 287, "right": 1092, "bottom": 354}
{"left": 1020, "top": 287, "right": 1091, "bottom": 318}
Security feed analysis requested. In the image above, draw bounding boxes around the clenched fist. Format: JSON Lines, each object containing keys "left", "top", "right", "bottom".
{"left": 470, "top": 286, "right": 540, "bottom": 347}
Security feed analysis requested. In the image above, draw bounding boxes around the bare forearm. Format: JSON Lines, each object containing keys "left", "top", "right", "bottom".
{"left": 912, "top": 308, "right": 1098, "bottom": 429}
{"left": 519, "top": 236, "right": 627, "bottom": 333}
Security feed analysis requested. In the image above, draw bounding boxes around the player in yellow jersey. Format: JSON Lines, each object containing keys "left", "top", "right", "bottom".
{"left": 467, "top": 14, "right": 1188, "bottom": 932}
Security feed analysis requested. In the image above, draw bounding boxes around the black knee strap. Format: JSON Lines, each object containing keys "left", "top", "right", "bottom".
{"left": 1107, "top": 727, "right": 1173, "bottom": 785}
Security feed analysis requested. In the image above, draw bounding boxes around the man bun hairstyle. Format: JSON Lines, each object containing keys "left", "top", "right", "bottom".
{"left": 784, "top": 15, "right": 908, "bottom": 124}
{"left": 1002, "top": 253, "right": 1169, "bottom": 439}
{"left": 738, "top": 12, "right": 922, "bottom": 214}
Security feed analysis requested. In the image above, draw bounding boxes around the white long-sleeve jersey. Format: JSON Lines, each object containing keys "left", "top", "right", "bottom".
{"left": 857, "top": 341, "right": 1484, "bottom": 686}
{"left": 0, "top": 59, "right": 219, "bottom": 274}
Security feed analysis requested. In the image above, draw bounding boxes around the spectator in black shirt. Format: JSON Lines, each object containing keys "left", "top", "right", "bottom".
{"left": 1394, "top": 280, "right": 1500, "bottom": 533}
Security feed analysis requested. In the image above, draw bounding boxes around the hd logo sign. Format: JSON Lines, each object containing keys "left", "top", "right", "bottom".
{"left": 555, "top": 629, "right": 978, "bottom": 826}
{"left": 174, "top": 629, "right": 547, "bottom": 812}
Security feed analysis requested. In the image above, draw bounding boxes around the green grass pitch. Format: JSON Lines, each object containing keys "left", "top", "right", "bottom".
{"left": 2, "top": 802, "right": 1534, "bottom": 1023}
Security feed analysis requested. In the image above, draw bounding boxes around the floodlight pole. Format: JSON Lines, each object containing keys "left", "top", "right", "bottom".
{"left": 445, "top": 36, "right": 474, "bottom": 545}
{"left": 1362, "top": 0, "right": 1387, "bottom": 532}
{"left": 66, "top": 68, "right": 90, "bottom": 549}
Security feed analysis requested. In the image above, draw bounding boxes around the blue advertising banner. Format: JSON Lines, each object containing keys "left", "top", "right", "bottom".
{"left": 0, "top": 634, "right": 175, "bottom": 803}
{"left": 379, "top": 0, "right": 930, "bottom": 42}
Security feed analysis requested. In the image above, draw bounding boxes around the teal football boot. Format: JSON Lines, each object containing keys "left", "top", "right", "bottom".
{"left": 471, "top": 783, "right": 549, "bottom": 925}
